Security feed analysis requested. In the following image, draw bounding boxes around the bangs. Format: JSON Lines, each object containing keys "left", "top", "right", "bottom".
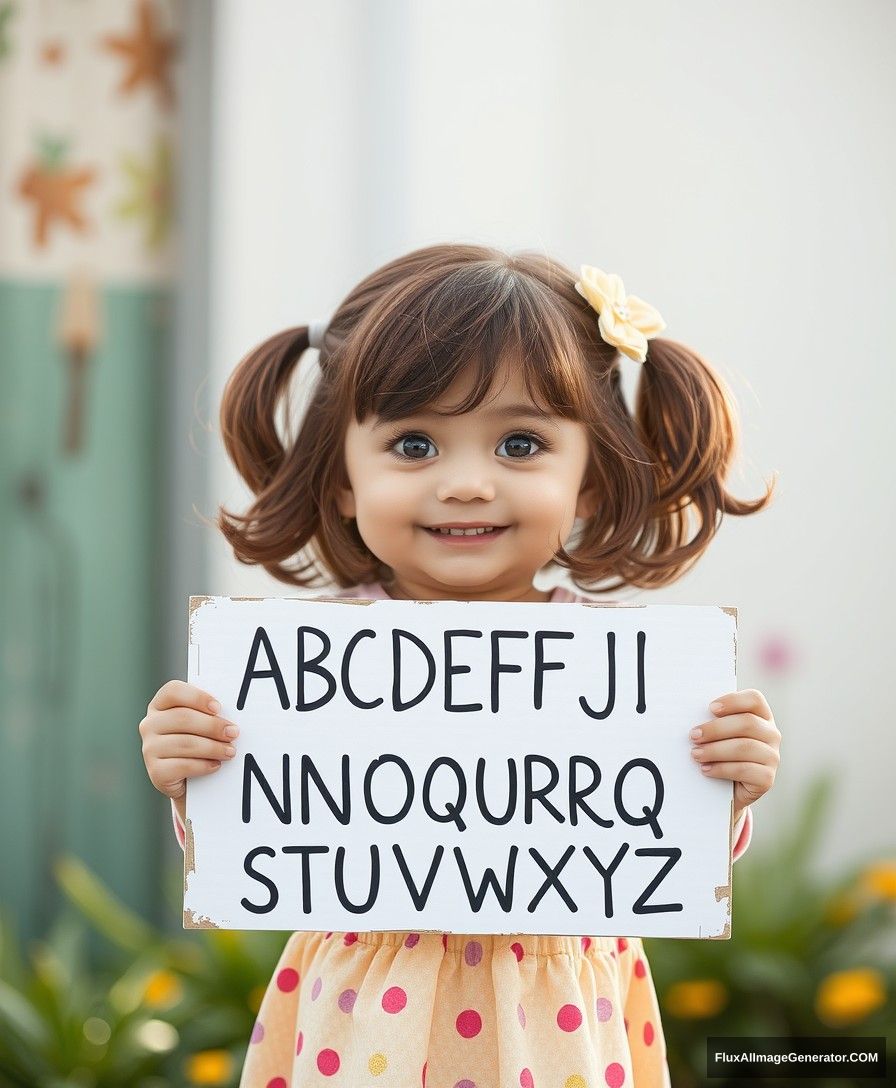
{"left": 347, "top": 263, "right": 591, "bottom": 423}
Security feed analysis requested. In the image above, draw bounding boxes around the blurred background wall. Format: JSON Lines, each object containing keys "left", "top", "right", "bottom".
{"left": 191, "top": 0, "right": 895, "bottom": 874}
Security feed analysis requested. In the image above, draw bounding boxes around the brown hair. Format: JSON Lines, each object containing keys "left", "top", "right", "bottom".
{"left": 218, "top": 243, "right": 775, "bottom": 592}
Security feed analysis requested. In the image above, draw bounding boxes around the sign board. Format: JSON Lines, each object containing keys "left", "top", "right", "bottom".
{"left": 183, "top": 597, "right": 738, "bottom": 938}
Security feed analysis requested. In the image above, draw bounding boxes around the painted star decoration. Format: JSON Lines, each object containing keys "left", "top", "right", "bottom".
{"left": 114, "top": 134, "right": 174, "bottom": 250}
{"left": 17, "top": 135, "right": 96, "bottom": 249}
{"left": 101, "top": 0, "right": 177, "bottom": 109}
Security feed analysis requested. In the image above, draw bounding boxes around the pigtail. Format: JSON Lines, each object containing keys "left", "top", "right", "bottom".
{"left": 217, "top": 326, "right": 355, "bottom": 587}
{"left": 616, "top": 337, "right": 775, "bottom": 586}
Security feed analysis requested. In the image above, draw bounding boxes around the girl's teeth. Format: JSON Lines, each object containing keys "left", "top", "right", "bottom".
{"left": 436, "top": 526, "right": 495, "bottom": 536}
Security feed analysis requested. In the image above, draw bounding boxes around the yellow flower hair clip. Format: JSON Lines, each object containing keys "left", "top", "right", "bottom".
{"left": 574, "top": 266, "right": 666, "bottom": 362}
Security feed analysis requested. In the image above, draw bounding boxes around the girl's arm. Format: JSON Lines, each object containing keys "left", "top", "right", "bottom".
{"left": 732, "top": 805, "right": 753, "bottom": 861}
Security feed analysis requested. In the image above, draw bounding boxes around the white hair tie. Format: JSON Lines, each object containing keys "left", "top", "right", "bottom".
{"left": 308, "top": 319, "right": 329, "bottom": 349}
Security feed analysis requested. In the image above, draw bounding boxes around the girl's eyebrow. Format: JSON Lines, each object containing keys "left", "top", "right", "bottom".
{"left": 373, "top": 404, "right": 560, "bottom": 428}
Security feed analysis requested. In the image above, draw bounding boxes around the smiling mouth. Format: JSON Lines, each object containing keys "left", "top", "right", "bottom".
{"left": 424, "top": 526, "right": 509, "bottom": 540}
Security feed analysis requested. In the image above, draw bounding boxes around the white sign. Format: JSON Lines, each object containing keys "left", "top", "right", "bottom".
{"left": 183, "top": 597, "right": 738, "bottom": 938}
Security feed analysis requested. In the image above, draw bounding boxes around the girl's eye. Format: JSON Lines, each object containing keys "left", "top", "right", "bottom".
{"left": 391, "top": 433, "right": 437, "bottom": 460}
{"left": 497, "top": 433, "right": 543, "bottom": 458}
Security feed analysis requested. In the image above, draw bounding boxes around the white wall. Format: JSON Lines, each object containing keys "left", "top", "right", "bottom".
{"left": 200, "top": 0, "right": 896, "bottom": 870}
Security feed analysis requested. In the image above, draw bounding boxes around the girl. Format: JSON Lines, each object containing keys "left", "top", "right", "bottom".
{"left": 140, "top": 244, "right": 782, "bottom": 1087}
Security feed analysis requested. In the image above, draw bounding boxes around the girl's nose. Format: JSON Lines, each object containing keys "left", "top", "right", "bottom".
{"left": 435, "top": 463, "right": 497, "bottom": 503}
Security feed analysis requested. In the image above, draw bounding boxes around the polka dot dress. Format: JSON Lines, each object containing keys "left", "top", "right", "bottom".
{"left": 239, "top": 930, "right": 670, "bottom": 1087}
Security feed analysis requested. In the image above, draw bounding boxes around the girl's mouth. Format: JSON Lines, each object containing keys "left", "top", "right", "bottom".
{"left": 423, "top": 525, "right": 509, "bottom": 544}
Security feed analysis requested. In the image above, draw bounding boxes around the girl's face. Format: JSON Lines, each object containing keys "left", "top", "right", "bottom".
{"left": 337, "top": 361, "right": 597, "bottom": 602}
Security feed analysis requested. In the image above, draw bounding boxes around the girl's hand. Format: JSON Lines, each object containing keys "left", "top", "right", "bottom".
{"left": 689, "top": 688, "right": 781, "bottom": 823}
{"left": 139, "top": 680, "right": 240, "bottom": 801}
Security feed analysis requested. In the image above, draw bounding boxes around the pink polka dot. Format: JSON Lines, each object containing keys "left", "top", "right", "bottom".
{"left": 405, "top": 933, "right": 420, "bottom": 948}
{"left": 520, "top": 1069, "right": 534, "bottom": 1088}
{"left": 296, "top": 1030, "right": 303, "bottom": 1055}
{"left": 557, "top": 1003, "right": 582, "bottom": 1032}
{"left": 277, "top": 968, "right": 299, "bottom": 992}
{"left": 581, "top": 936, "right": 591, "bottom": 952}
{"left": 338, "top": 988, "right": 357, "bottom": 1013}
{"left": 517, "top": 1003, "right": 526, "bottom": 1028}
{"left": 456, "top": 1009, "right": 482, "bottom": 1038}
{"left": 596, "top": 997, "right": 613, "bottom": 1022}
{"left": 464, "top": 940, "right": 483, "bottom": 966}
{"left": 382, "top": 986, "right": 407, "bottom": 1013}
{"left": 324, "top": 931, "right": 333, "bottom": 939}
{"left": 250, "top": 1021, "right": 264, "bottom": 1044}
{"left": 317, "top": 1048, "right": 340, "bottom": 1076}
{"left": 616, "top": 937, "right": 628, "bottom": 953}
{"left": 634, "top": 958, "right": 646, "bottom": 978}
{"left": 510, "top": 942, "right": 524, "bottom": 962}
{"left": 605, "top": 1062, "right": 625, "bottom": 1088}
{"left": 266, "top": 1079, "right": 287, "bottom": 1088}
{"left": 311, "top": 977, "right": 322, "bottom": 1000}
{"left": 644, "top": 1020, "right": 655, "bottom": 1046}
{"left": 455, "top": 1081, "right": 476, "bottom": 1088}
{"left": 344, "top": 932, "right": 358, "bottom": 946}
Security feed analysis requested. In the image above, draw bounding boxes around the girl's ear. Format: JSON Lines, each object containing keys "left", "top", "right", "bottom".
{"left": 336, "top": 485, "right": 356, "bottom": 519}
{"left": 575, "top": 482, "right": 598, "bottom": 520}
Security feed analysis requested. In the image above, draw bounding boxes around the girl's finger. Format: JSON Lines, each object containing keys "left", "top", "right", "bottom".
{"left": 690, "top": 712, "right": 779, "bottom": 745}
{"left": 150, "top": 733, "right": 237, "bottom": 763}
{"left": 155, "top": 758, "right": 224, "bottom": 794}
{"left": 697, "top": 760, "right": 776, "bottom": 787}
{"left": 146, "top": 706, "right": 239, "bottom": 741}
{"left": 691, "top": 738, "right": 779, "bottom": 766}
{"left": 149, "top": 680, "right": 222, "bottom": 715}
{"left": 708, "top": 689, "right": 773, "bottom": 720}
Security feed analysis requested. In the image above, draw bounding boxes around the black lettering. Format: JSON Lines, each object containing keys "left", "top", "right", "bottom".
{"left": 282, "top": 845, "right": 329, "bottom": 913}
{"left": 533, "top": 631, "right": 574, "bottom": 710}
{"left": 392, "top": 844, "right": 444, "bottom": 909}
{"left": 582, "top": 842, "right": 630, "bottom": 918}
{"left": 615, "top": 758, "right": 664, "bottom": 838}
{"left": 296, "top": 626, "right": 337, "bottom": 711}
{"left": 334, "top": 845, "right": 380, "bottom": 913}
{"left": 568, "top": 755, "right": 614, "bottom": 827}
{"left": 475, "top": 756, "right": 517, "bottom": 824}
{"left": 363, "top": 755, "right": 414, "bottom": 824}
{"left": 527, "top": 845, "right": 578, "bottom": 912}
{"left": 242, "top": 753, "right": 291, "bottom": 824}
{"left": 392, "top": 629, "right": 436, "bottom": 710}
{"left": 237, "top": 627, "right": 289, "bottom": 710}
{"left": 524, "top": 755, "right": 565, "bottom": 823}
{"left": 490, "top": 630, "right": 528, "bottom": 712}
{"left": 341, "top": 629, "right": 383, "bottom": 709}
{"left": 632, "top": 848, "right": 683, "bottom": 914}
{"left": 444, "top": 630, "right": 483, "bottom": 712}
{"left": 422, "top": 756, "right": 467, "bottom": 831}
{"left": 579, "top": 632, "right": 616, "bottom": 719}
{"left": 454, "top": 845, "right": 517, "bottom": 911}
{"left": 241, "top": 846, "right": 279, "bottom": 913}
{"left": 300, "top": 754, "right": 350, "bottom": 825}
{"left": 636, "top": 631, "right": 646, "bottom": 714}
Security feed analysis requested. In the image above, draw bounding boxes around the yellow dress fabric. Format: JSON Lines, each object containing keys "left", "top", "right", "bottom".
{"left": 239, "top": 930, "right": 669, "bottom": 1087}
{"left": 235, "top": 582, "right": 671, "bottom": 1086}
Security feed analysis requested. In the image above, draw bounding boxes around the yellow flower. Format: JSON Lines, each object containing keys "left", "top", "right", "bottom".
{"left": 184, "top": 1049, "right": 234, "bottom": 1085}
{"left": 815, "top": 968, "right": 886, "bottom": 1025}
{"left": 142, "top": 969, "right": 183, "bottom": 1008}
{"left": 859, "top": 861, "right": 896, "bottom": 901}
{"left": 664, "top": 978, "right": 729, "bottom": 1019}
{"left": 574, "top": 266, "right": 666, "bottom": 362}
